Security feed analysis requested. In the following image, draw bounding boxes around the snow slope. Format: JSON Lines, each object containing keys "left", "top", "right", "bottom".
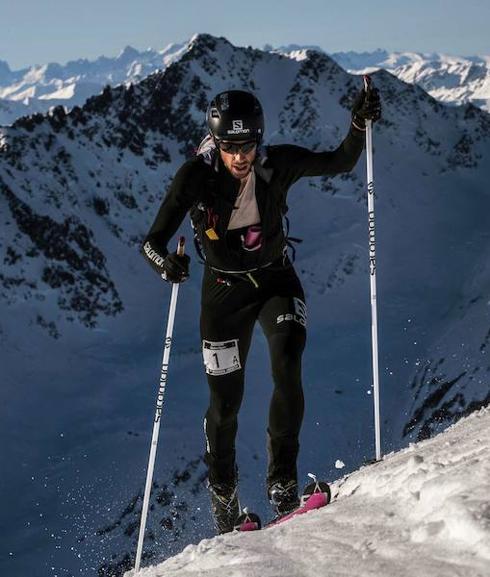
{"left": 125, "top": 406, "right": 490, "bottom": 577}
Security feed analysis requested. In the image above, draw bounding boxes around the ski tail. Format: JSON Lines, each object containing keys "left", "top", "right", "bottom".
{"left": 235, "top": 477, "right": 331, "bottom": 532}
{"left": 234, "top": 509, "right": 261, "bottom": 531}
{"left": 299, "top": 478, "right": 331, "bottom": 507}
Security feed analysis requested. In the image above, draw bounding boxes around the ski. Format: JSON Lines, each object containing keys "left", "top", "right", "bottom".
{"left": 234, "top": 478, "right": 331, "bottom": 532}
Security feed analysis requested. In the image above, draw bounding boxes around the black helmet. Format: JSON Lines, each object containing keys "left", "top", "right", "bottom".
{"left": 206, "top": 90, "right": 264, "bottom": 142}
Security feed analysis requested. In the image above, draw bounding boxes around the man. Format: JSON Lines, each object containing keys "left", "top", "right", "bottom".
{"left": 142, "top": 87, "right": 381, "bottom": 534}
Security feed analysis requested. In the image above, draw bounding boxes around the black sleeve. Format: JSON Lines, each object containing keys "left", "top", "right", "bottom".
{"left": 268, "top": 124, "right": 365, "bottom": 184}
{"left": 141, "top": 159, "right": 204, "bottom": 276}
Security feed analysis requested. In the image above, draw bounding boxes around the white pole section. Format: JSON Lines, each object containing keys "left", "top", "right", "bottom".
{"left": 363, "top": 75, "right": 382, "bottom": 461}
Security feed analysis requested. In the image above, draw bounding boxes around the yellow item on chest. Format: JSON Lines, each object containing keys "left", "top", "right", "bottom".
{"left": 205, "top": 228, "right": 220, "bottom": 240}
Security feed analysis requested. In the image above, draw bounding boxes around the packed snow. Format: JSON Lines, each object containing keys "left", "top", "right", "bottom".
{"left": 126, "top": 407, "right": 490, "bottom": 577}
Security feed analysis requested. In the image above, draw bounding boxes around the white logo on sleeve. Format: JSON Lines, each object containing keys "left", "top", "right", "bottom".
{"left": 202, "top": 339, "right": 241, "bottom": 376}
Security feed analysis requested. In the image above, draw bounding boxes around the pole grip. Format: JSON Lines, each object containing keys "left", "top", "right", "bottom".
{"left": 177, "top": 236, "right": 186, "bottom": 257}
{"left": 363, "top": 74, "right": 372, "bottom": 93}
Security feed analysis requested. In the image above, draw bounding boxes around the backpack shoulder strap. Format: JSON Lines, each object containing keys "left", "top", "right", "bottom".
{"left": 254, "top": 146, "right": 274, "bottom": 184}
{"left": 196, "top": 134, "right": 219, "bottom": 172}
{"left": 191, "top": 135, "right": 220, "bottom": 264}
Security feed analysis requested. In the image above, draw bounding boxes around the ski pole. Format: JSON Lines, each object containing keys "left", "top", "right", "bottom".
{"left": 134, "top": 236, "right": 186, "bottom": 573}
{"left": 363, "top": 75, "right": 382, "bottom": 462}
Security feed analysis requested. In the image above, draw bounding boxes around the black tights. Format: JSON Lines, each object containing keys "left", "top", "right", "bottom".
{"left": 200, "top": 263, "right": 306, "bottom": 487}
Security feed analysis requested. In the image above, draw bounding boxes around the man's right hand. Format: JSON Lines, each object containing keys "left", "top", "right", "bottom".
{"left": 162, "top": 251, "right": 190, "bottom": 283}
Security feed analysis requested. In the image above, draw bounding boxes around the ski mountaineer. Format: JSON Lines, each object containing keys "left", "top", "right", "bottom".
{"left": 141, "top": 87, "right": 381, "bottom": 534}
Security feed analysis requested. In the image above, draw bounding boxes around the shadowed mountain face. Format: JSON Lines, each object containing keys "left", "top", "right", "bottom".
{"left": 1, "top": 33, "right": 489, "bottom": 576}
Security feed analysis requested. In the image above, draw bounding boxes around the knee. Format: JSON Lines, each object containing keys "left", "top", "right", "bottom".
{"left": 269, "top": 332, "right": 305, "bottom": 384}
{"left": 206, "top": 386, "right": 242, "bottom": 429}
{"left": 209, "top": 399, "right": 240, "bottom": 423}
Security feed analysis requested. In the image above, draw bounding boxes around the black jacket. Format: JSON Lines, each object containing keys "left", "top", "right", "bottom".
{"left": 142, "top": 124, "right": 365, "bottom": 275}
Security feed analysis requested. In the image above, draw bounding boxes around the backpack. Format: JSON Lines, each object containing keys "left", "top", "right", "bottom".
{"left": 190, "top": 135, "right": 302, "bottom": 265}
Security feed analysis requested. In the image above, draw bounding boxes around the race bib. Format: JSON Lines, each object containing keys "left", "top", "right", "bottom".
{"left": 202, "top": 339, "right": 241, "bottom": 376}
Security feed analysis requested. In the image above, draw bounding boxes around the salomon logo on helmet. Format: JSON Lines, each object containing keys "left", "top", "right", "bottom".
{"left": 207, "top": 90, "right": 264, "bottom": 143}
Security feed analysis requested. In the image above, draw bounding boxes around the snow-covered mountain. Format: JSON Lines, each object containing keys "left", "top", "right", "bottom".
{"left": 125, "top": 406, "right": 490, "bottom": 577}
{"left": 1, "top": 33, "right": 489, "bottom": 576}
{"left": 0, "top": 42, "right": 187, "bottom": 125}
{"left": 330, "top": 49, "right": 490, "bottom": 112}
{"left": 2, "top": 41, "right": 490, "bottom": 126}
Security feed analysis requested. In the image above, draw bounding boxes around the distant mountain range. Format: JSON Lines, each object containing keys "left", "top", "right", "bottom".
{"left": 0, "top": 42, "right": 188, "bottom": 124}
{"left": 0, "top": 39, "right": 489, "bottom": 125}
{"left": 330, "top": 49, "right": 490, "bottom": 112}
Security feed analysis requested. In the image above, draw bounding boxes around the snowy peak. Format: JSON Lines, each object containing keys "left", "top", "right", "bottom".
{"left": 117, "top": 45, "right": 141, "bottom": 62}
{"left": 331, "top": 49, "right": 490, "bottom": 112}
{"left": 269, "top": 46, "right": 490, "bottom": 112}
{"left": 268, "top": 42, "right": 325, "bottom": 55}
{"left": 332, "top": 49, "right": 443, "bottom": 70}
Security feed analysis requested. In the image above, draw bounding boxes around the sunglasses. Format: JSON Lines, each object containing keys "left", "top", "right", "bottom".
{"left": 217, "top": 140, "right": 257, "bottom": 154}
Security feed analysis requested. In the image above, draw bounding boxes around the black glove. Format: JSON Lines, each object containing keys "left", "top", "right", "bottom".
{"left": 161, "top": 251, "right": 190, "bottom": 283}
{"left": 352, "top": 86, "right": 382, "bottom": 130}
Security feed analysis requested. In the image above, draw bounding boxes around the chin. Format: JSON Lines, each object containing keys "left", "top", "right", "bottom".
{"left": 232, "top": 166, "right": 251, "bottom": 179}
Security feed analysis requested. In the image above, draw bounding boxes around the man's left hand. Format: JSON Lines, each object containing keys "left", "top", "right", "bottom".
{"left": 352, "top": 87, "right": 382, "bottom": 130}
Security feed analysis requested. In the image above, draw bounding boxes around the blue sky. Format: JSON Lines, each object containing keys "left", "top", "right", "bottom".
{"left": 1, "top": 0, "right": 489, "bottom": 68}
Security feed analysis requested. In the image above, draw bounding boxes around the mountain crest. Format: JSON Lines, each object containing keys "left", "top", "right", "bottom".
{"left": 117, "top": 45, "right": 140, "bottom": 61}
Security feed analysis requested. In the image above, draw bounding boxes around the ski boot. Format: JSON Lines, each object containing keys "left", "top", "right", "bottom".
{"left": 268, "top": 479, "right": 300, "bottom": 517}
{"left": 208, "top": 481, "right": 240, "bottom": 534}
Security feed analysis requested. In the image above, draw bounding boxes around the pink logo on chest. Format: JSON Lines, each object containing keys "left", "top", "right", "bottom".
{"left": 242, "top": 225, "right": 263, "bottom": 251}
